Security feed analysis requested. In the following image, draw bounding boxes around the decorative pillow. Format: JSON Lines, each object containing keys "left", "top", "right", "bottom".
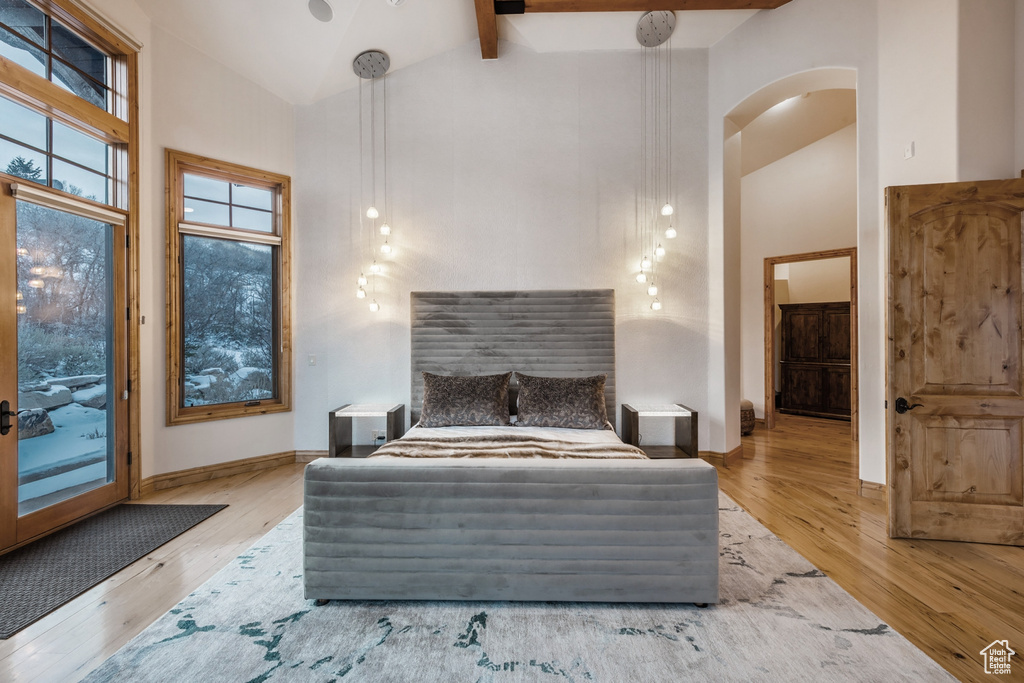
{"left": 420, "top": 372, "right": 512, "bottom": 428}
{"left": 515, "top": 373, "right": 610, "bottom": 430}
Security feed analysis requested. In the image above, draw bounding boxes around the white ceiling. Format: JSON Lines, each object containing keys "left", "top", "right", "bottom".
{"left": 741, "top": 89, "right": 858, "bottom": 176}
{"left": 129, "top": 0, "right": 761, "bottom": 106}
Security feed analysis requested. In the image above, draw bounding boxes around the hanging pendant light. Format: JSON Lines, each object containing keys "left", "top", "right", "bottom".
{"left": 354, "top": 50, "right": 394, "bottom": 312}
{"left": 634, "top": 11, "right": 676, "bottom": 311}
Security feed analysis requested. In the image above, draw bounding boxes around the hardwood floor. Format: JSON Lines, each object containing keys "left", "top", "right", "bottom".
{"left": 0, "top": 462, "right": 307, "bottom": 683}
{"left": 2, "top": 418, "right": 1021, "bottom": 682}
{"left": 717, "top": 414, "right": 1024, "bottom": 683}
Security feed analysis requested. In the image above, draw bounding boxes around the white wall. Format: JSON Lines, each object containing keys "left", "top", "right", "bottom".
{"left": 877, "top": 0, "right": 959, "bottom": 189}
{"left": 957, "top": 0, "right": 1016, "bottom": 181}
{"left": 137, "top": 27, "right": 296, "bottom": 476}
{"left": 782, "top": 258, "right": 851, "bottom": 304}
{"left": 84, "top": 0, "right": 298, "bottom": 478}
{"left": 739, "top": 125, "right": 857, "bottom": 418}
{"left": 292, "top": 42, "right": 711, "bottom": 451}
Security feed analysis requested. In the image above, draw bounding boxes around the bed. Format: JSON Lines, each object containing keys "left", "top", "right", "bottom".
{"left": 303, "top": 290, "right": 719, "bottom": 604}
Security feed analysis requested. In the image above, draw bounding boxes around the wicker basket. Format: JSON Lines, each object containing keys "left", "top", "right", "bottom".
{"left": 740, "top": 399, "right": 755, "bottom": 436}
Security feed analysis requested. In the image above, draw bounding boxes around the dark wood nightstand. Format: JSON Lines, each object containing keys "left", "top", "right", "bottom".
{"left": 620, "top": 403, "right": 698, "bottom": 458}
{"left": 329, "top": 404, "right": 406, "bottom": 457}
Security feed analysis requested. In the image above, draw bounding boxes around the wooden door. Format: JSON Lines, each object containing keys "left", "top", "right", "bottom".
{"left": 0, "top": 179, "right": 130, "bottom": 552}
{"left": 888, "top": 178, "right": 1024, "bottom": 545}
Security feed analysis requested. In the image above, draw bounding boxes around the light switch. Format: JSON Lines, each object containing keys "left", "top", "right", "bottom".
{"left": 904, "top": 141, "right": 915, "bottom": 159}
{"left": 308, "top": 354, "right": 317, "bottom": 366}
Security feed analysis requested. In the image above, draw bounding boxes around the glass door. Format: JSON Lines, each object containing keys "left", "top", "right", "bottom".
{"left": 0, "top": 180, "right": 128, "bottom": 550}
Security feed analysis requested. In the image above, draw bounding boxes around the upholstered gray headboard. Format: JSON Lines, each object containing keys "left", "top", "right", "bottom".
{"left": 410, "top": 290, "right": 616, "bottom": 427}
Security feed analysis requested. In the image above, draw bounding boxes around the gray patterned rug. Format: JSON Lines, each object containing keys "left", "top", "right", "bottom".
{"left": 84, "top": 495, "right": 954, "bottom": 682}
{"left": 0, "top": 503, "right": 227, "bottom": 639}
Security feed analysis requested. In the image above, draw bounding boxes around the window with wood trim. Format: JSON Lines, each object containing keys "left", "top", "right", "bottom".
{"left": 166, "top": 150, "right": 291, "bottom": 425}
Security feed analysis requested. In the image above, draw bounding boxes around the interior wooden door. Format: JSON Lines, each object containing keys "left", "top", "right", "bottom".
{"left": 888, "top": 178, "right": 1024, "bottom": 545}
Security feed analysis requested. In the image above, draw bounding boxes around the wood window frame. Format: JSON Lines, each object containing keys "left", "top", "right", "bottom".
{"left": 1, "top": 0, "right": 139, "bottom": 498}
{"left": 165, "top": 149, "right": 292, "bottom": 425}
{"left": 0, "top": 0, "right": 141, "bottom": 501}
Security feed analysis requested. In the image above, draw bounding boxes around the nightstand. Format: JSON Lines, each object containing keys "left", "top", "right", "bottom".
{"left": 329, "top": 404, "right": 406, "bottom": 457}
{"left": 620, "top": 403, "right": 698, "bottom": 459}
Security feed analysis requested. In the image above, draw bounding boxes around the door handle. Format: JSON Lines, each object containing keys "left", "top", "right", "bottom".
{"left": 894, "top": 397, "right": 923, "bottom": 414}
{"left": 0, "top": 400, "right": 15, "bottom": 436}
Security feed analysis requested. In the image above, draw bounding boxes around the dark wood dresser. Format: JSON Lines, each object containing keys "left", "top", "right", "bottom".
{"left": 779, "top": 301, "right": 851, "bottom": 420}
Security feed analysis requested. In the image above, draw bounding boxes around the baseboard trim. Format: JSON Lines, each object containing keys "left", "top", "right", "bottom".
{"left": 295, "top": 450, "right": 327, "bottom": 463}
{"left": 859, "top": 479, "right": 885, "bottom": 501}
{"left": 700, "top": 445, "right": 743, "bottom": 468}
{"left": 140, "top": 451, "right": 300, "bottom": 496}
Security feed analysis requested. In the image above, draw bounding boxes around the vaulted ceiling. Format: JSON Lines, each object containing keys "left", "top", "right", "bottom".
{"left": 130, "top": 0, "right": 791, "bottom": 105}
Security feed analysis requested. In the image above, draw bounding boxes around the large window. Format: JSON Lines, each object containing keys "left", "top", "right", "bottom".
{"left": 166, "top": 150, "right": 291, "bottom": 424}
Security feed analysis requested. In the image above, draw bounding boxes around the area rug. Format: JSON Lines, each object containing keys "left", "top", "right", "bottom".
{"left": 0, "top": 503, "right": 227, "bottom": 639}
{"left": 84, "top": 495, "right": 954, "bottom": 682}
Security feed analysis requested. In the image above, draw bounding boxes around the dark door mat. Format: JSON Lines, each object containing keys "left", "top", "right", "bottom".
{"left": 0, "top": 503, "right": 227, "bottom": 639}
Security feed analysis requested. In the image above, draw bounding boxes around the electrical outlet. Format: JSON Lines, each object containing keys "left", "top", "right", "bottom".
{"left": 372, "top": 430, "right": 386, "bottom": 442}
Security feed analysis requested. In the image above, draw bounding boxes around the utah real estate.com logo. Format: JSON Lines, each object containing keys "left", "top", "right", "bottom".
{"left": 980, "top": 640, "right": 1015, "bottom": 675}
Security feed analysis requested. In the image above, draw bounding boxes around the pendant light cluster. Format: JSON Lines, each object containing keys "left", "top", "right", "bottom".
{"left": 353, "top": 49, "right": 393, "bottom": 313}
{"left": 634, "top": 11, "right": 676, "bottom": 312}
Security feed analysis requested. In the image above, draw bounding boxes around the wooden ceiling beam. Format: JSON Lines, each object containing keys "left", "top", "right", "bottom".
{"left": 475, "top": 0, "right": 792, "bottom": 59}
{"left": 474, "top": 0, "right": 499, "bottom": 59}
{"left": 521, "top": 1, "right": 791, "bottom": 10}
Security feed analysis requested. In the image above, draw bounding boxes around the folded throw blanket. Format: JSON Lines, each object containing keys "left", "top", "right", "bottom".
{"left": 368, "top": 433, "right": 648, "bottom": 459}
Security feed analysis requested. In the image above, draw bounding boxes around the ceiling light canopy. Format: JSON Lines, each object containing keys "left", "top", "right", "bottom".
{"left": 308, "top": 0, "right": 333, "bottom": 23}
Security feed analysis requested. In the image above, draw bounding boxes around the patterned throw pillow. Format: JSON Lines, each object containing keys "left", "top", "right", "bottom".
{"left": 420, "top": 372, "right": 512, "bottom": 427}
{"left": 515, "top": 374, "right": 610, "bottom": 430}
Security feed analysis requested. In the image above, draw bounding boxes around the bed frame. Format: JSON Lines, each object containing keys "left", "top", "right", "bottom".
{"left": 303, "top": 289, "right": 719, "bottom": 604}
